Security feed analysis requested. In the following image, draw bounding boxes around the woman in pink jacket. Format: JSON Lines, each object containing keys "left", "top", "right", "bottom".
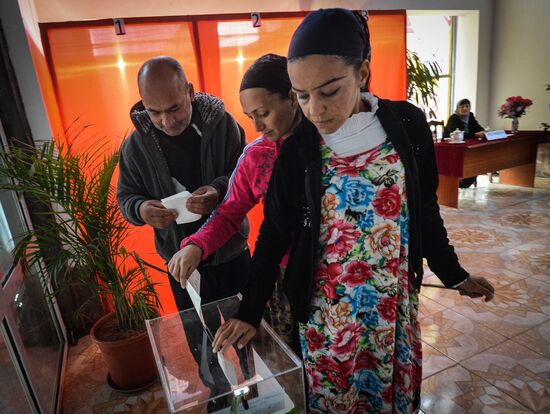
{"left": 168, "top": 54, "right": 302, "bottom": 347}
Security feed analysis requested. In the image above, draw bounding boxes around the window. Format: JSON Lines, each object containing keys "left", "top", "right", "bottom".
{"left": 407, "top": 14, "right": 454, "bottom": 121}
{"left": 0, "top": 124, "right": 27, "bottom": 282}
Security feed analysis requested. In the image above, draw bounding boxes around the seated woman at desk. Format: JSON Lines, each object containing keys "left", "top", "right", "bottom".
{"left": 444, "top": 98, "right": 485, "bottom": 139}
{"left": 444, "top": 98, "right": 485, "bottom": 187}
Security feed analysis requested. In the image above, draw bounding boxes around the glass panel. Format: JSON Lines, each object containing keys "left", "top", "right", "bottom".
{"left": 407, "top": 15, "right": 452, "bottom": 74}
{"left": 4, "top": 263, "right": 62, "bottom": 413}
{"left": 0, "top": 188, "right": 26, "bottom": 281}
{"left": 407, "top": 15, "right": 453, "bottom": 120}
{"left": 436, "top": 76, "right": 452, "bottom": 124}
{"left": 146, "top": 295, "right": 305, "bottom": 413}
{"left": 0, "top": 128, "right": 27, "bottom": 281}
{"left": 0, "top": 322, "right": 34, "bottom": 414}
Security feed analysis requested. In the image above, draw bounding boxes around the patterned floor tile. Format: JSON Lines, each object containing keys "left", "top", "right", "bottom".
{"left": 533, "top": 273, "right": 550, "bottom": 285}
{"left": 444, "top": 222, "right": 521, "bottom": 254}
{"left": 513, "top": 195, "right": 550, "bottom": 212}
{"left": 496, "top": 277, "right": 550, "bottom": 316}
{"left": 502, "top": 240, "right": 550, "bottom": 279}
{"left": 421, "top": 309, "right": 507, "bottom": 362}
{"left": 461, "top": 340, "right": 550, "bottom": 412}
{"left": 62, "top": 337, "right": 168, "bottom": 414}
{"left": 420, "top": 286, "right": 550, "bottom": 338}
{"left": 511, "top": 321, "right": 550, "bottom": 359}
{"left": 422, "top": 342, "right": 456, "bottom": 379}
{"left": 421, "top": 365, "right": 533, "bottom": 414}
{"left": 418, "top": 295, "right": 447, "bottom": 318}
{"left": 453, "top": 251, "right": 508, "bottom": 272}
{"left": 487, "top": 209, "right": 550, "bottom": 231}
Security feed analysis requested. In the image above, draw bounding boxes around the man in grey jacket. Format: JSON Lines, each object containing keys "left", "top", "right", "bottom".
{"left": 118, "top": 57, "right": 250, "bottom": 409}
{"left": 117, "top": 56, "right": 250, "bottom": 313}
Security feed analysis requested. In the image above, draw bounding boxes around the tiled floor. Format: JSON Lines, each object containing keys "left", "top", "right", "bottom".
{"left": 62, "top": 175, "right": 550, "bottom": 413}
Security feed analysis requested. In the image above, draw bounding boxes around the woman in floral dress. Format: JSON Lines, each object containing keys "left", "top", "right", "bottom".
{"left": 213, "top": 9, "right": 494, "bottom": 413}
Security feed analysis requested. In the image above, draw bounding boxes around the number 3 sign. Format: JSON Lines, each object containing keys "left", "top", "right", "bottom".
{"left": 251, "top": 12, "right": 261, "bottom": 28}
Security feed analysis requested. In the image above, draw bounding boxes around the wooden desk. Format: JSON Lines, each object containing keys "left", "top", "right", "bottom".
{"left": 434, "top": 131, "right": 550, "bottom": 207}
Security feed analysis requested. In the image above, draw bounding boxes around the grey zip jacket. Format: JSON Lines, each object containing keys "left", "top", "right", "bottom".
{"left": 117, "top": 92, "right": 249, "bottom": 263}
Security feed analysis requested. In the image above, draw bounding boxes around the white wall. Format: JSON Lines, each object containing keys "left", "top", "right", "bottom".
{"left": 489, "top": 0, "right": 550, "bottom": 130}
{"left": 453, "top": 12, "right": 481, "bottom": 122}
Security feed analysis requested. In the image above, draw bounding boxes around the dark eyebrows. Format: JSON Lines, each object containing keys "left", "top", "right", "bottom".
{"left": 145, "top": 104, "right": 180, "bottom": 114}
{"left": 243, "top": 106, "right": 266, "bottom": 116}
{"left": 291, "top": 76, "right": 347, "bottom": 93}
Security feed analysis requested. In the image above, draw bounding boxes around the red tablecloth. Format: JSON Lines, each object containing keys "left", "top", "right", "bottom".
{"left": 434, "top": 131, "right": 548, "bottom": 176}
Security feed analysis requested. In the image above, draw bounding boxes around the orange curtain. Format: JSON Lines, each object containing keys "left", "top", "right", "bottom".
{"left": 43, "top": 11, "right": 406, "bottom": 314}
{"left": 369, "top": 12, "right": 407, "bottom": 100}
{"left": 46, "top": 22, "right": 201, "bottom": 314}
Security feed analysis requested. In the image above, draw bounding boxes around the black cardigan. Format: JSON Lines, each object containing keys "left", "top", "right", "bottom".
{"left": 237, "top": 100, "right": 469, "bottom": 328}
{"left": 444, "top": 113, "right": 484, "bottom": 139}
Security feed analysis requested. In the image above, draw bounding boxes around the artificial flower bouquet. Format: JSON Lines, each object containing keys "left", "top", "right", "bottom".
{"left": 498, "top": 96, "right": 533, "bottom": 119}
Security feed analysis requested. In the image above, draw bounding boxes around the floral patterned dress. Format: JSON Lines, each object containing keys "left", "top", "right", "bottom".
{"left": 300, "top": 140, "right": 422, "bottom": 413}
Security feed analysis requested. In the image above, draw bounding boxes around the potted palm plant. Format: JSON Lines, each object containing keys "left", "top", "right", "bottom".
{"left": 0, "top": 136, "right": 162, "bottom": 391}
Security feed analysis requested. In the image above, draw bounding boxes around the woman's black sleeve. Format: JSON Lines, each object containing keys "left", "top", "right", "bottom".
{"left": 412, "top": 108, "right": 470, "bottom": 286}
{"left": 236, "top": 153, "right": 297, "bottom": 328}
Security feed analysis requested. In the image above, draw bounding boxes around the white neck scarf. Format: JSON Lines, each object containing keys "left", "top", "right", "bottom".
{"left": 321, "top": 92, "right": 387, "bottom": 157}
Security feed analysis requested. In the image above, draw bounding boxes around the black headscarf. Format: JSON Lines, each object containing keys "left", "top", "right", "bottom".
{"left": 288, "top": 8, "right": 371, "bottom": 62}
{"left": 239, "top": 54, "right": 291, "bottom": 98}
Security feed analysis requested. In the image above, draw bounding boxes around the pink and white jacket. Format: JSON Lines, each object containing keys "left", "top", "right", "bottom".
{"left": 180, "top": 135, "right": 286, "bottom": 259}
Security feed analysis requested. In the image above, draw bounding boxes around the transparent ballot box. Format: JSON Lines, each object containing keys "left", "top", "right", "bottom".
{"left": 146, "top": 295, "right": 306, "bottom": 413}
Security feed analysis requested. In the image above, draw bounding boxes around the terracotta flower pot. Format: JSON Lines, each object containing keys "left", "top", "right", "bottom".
{"left": 90, "top": 312, "right": 157, "bottom": 390}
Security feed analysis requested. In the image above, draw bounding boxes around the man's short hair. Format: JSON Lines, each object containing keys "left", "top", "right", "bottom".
{"left": 137, "top": 56, "right": 187, "bottom": 86}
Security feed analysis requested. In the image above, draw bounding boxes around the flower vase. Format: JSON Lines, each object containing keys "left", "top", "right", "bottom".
{"left": 511, "top": 117, "right": 519, "bottom": 133}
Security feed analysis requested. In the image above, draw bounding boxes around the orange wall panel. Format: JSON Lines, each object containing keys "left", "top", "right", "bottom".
{"left": 369, "top": 12, "right": 407, "bottom": 100}
{"left": 43, "top": 12, "right": 406, "bottom": 314}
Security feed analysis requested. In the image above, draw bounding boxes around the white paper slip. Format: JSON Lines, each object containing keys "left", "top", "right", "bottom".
{"left": 485, "top": 130, "right": 508, "bottom": 141}
{"left": 161, "top": 190, "right": 202, "bottom": 224}
{"left": 217, "top": 352, "right": 239, "bottom": 386}
{"left": 186, "top": 270, "right": 205, "bottom": 327}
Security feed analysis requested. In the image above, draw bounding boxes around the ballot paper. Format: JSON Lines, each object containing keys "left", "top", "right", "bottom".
{"left": 217, "top": 351, "right": 238, "bottom": 386}
{"left": 161, "top": 190, "right": 202, "bottom": 224}
{"left": 186, "top": 270, "right": 205, "bottom": 327}
{"left": 185, "top": 270, "right": 238, "bottom": 386}
{"left": 485, "top": 130, "right": 510, "bottom": 141}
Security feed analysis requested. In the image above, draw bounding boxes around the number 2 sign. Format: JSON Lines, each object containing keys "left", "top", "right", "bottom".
{"left": 251, "top": 12, "right": 261, "bottom": 28}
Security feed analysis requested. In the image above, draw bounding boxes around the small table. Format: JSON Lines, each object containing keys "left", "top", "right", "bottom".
{"left": 434, "top": 131, "right": 550, "bottom": 208}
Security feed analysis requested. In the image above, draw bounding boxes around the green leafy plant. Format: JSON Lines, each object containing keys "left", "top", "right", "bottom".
{"left": 406, "top": 49, "right": 442, "bottom": 120}
{"left": 0, "top": 136, "right": 161, "bottom": 334}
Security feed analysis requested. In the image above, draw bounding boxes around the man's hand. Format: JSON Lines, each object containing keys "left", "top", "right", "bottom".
{"left": 212, "top": 318, "right": 257, "bottom": 353}
{"left": 167, "top": 244, "right": 203, "bottom": 288}
{"left": 139, "top": 200, "right": 178, "bottom": 229}
{"left": 187, "top": 185, "right": 219, "bottom": 215}
{"left": 459, "top": 275, "right": 495, "bottom": 302}
{"left": 475, "top": 131, "right": 486, "bottom": 139}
